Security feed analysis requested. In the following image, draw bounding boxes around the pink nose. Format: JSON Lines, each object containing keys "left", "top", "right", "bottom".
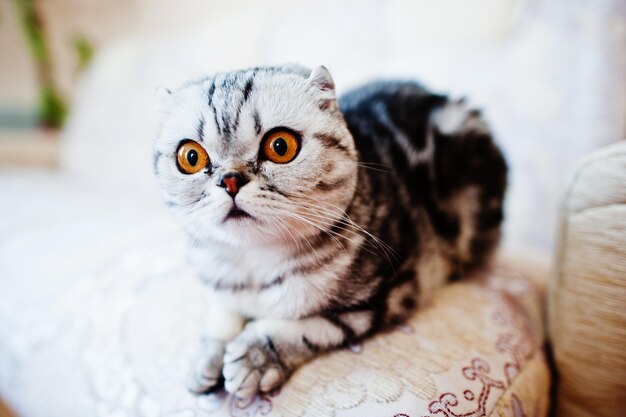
{"left": 223, "top": 176, "right": 239, "bottom": 195}
{"left": 218, "top": 172, "right": 248, "bottom": 198}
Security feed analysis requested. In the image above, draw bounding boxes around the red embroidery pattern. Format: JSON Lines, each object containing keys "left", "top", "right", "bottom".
{"left": 428, "top": 358, "right": 506, "bottom": 417}
{"left": 494, "top": 294, "right": 534, "bottom": 386}
{"left": 394, "top": 287, "right": 539, "bottom": 417}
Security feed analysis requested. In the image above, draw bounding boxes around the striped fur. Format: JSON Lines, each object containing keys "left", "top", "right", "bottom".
{"left": 154, "top": 66, "right": 507, "bottom": 399}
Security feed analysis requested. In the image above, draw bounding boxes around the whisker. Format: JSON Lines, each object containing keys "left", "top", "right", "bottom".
{"left": 271, "top": 209, "right": 382, "bottom": 260}
{"left": 297, "top": 197, "right": 398, "bottom": 256}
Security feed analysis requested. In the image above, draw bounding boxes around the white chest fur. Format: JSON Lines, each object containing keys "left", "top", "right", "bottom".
{"left": 188, "top": 244, "right": 341, "bottom": 319}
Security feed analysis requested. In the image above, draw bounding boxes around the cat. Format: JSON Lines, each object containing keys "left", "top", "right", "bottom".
{"left": 154, "top": 65, "right": 507, "bottom": 399}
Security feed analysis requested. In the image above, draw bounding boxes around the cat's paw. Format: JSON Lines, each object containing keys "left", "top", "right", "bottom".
{"left": 186, "top": 339, "right": 226, "bottom": 395}
{"left": 222, "top": 333, "right": 287, "bottom": 399}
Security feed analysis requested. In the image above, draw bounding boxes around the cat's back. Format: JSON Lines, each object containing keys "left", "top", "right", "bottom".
{"left": 339, "top": 80, "right": 446, "bottom": 116}
{"left": 338, "top": 80, "right": 447, "bottom": 167}
{"left": 338, "top": 79, "right": 507, "bottom": 272}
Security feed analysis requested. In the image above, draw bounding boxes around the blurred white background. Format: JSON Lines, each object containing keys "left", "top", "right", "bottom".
{"left": 1, "top": 0, "right": 625, "bottom": 249}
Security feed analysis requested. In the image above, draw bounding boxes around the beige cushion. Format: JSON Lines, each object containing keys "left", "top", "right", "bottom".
{"left": 550, "top": 141, "right": 626, "bottom": 417}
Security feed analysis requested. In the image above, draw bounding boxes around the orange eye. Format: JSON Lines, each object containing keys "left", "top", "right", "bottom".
{"left": 176, "top": 140, "right": 210, "bottom": 174}
{"left": 262, "top": 129, "right": 301, "bottom": 164}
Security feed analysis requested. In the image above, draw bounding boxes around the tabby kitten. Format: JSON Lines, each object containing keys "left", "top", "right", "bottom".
{"left": 154, "top": 65, "right": 507, "bottom": 399}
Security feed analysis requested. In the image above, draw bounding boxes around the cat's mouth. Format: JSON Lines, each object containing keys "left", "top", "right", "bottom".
{"left": 224, "top": 206, "right": 255, "bottom": 222}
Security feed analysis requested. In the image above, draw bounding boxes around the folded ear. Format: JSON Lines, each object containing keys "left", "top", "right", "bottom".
{"left": 307, "top": 66, "right": 337, "bottom": 110}
{"left": 308, "top": 66, "right": 335, "bottom": 91}
{"left": 155, "top": 87, "right": 173, "bottom": 114}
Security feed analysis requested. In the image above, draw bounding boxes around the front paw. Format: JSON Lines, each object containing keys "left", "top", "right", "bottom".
{"left": 222, "top": 334, "right": 287, "bottom": 399}
{"left": 186, "top": 338, "right": 226, "bottom": 395}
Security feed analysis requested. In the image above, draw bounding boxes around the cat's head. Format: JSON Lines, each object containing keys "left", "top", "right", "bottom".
{"left": 154, "top": 65, "right": 358, "bottom": 248}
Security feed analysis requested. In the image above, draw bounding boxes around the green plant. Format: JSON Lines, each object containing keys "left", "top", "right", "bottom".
{"left": 74, "top": 35, "right": 94, "bottom": 70}
{"left": 15, "top": 0, "right": 67, "bottom": 129}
